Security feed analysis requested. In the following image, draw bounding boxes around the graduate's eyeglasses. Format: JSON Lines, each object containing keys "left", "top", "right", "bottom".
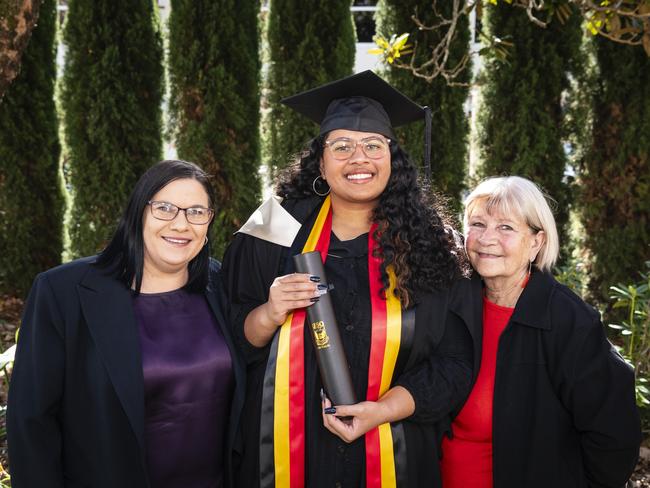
{"left": 147, "top": 201, "right": 213, "bottom": 225}
{"left": 324, "top": 136, "right": 391, "bottom": 160}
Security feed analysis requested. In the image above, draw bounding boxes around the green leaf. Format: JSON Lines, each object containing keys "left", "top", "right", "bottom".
{"left": 608, "top": 323, "right": 626, "bottom": 329}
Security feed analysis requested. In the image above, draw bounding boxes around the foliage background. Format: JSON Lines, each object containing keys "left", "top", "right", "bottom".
{"left": 580, "top": 37, "right": 650, "bottom": 304}
{"left": 266, "top": 0, "right": 356, "bottom": 176}
{"left": 0, "top": 0, "right": 62, "bottom": 297}
{"left": 61, "top": 0, "right": 163, "bottom": 258}
{"left": 376, "top": 0, "right": 470, "bottom": 212}
{"left": 168, "top": 0, "right": 261, "bottom": 256}
{"left": 477, "top": 3, "right": 582, "bottom": 260}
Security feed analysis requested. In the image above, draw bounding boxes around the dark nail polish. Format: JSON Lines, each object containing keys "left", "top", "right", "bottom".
{"left": 309, "top": 275, "right": 321, "bottom": 282}
{"left": 317, "top": 284, "right": 328, "bottom": 290}
{"left": 324, "top": 407, "right": 337, "bottom": 414}
{"left": 310, "top": 297, "right": 320, "bottom": 303}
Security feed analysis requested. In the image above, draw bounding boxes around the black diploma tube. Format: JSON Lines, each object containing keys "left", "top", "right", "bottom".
{"left": 293, "top": 250, "right": 357, "bottom": 406}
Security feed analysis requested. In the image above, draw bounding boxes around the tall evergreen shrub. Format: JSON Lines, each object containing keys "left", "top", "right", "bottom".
{"left": 375, "top": 0, "right": 470, "bottom": 211}
{"left": 477, "top": 4, "right": 581, "bottom": 256}
{"left": 580, "top": 38, "right": 650, "bottom": 303}
{"left": 267, "top": 0, "right": 355, "bottom": 176}
{"left": 61, "top": 0, "right": 163, "bottom": 257}
{"left": 0, "top": 0, "right": 62, "bottom": 296}
{"left": 168, "top": 0, "right": 261, "bottom": 256}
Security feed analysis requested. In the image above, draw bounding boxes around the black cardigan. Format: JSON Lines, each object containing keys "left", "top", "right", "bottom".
{"left": 457, "top": 271, "right": 641, "bottom": 488}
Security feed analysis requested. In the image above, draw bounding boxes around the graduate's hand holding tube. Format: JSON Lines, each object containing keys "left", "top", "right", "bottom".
{"left": 321, "top": 387, "right": 415, "bottom": 443}
{"left": 244, "top": 273, "right": 322, "bottom": 347}
{"left": 266, "top": 273, "right": 323, "bottom": 324}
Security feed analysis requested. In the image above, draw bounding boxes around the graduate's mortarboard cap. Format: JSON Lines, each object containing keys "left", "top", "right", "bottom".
{"left": 281, "top": 70, "right": 434, "bottom": 180}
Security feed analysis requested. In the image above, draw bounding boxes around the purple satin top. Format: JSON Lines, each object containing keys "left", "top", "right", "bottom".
{"left": 133, "top": 288, "right": 233, "bottom": 488}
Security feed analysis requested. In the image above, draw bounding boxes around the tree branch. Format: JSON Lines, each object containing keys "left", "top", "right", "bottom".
{"left": 381, "top": 0, "right": 650, "bottom": 84}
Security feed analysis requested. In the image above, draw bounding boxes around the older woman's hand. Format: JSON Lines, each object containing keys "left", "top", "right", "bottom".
{"left": 244, "top": 273, "right": 320, "bottom": 347}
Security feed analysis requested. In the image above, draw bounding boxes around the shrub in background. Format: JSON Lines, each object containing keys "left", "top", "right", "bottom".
{"left": 477, "top": 4, "right": 582, "bottom": 259}
{"left": 607, "top": 262, "right": 650, "bottom": 431}
{"left": 266, "top": 0, "right": 355, "bottom": 176}
{"left": 168, "top": 0, "right": 261, "bottom": 257}
{"left": 580, "top": 37, "right": 650, "bottom": 304}
{"left": 375, "top": 0, "right": 470, "bottom": 211}
{"left": 0, "top": 0, "right": 62, "bottom": 296}
{"left": 61, "top": 0, "right": 163, "bottom": 258}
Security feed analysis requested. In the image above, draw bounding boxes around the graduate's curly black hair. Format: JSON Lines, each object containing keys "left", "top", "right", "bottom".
{"left": 276, "top": 136, "right": 464, "bottom": 306}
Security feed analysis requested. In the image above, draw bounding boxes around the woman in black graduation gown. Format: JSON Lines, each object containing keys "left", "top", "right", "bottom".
{"left": 222, "top": 71, "right": 474, "bottom": 488}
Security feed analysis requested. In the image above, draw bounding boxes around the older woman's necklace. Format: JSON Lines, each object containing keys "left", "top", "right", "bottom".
{"left": 484, "top": 268, "right": 530, "bottom": 308}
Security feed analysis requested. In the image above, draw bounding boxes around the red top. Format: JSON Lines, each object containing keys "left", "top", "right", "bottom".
{"left": 440, "top": 297, "right": 514, "bottom": 488}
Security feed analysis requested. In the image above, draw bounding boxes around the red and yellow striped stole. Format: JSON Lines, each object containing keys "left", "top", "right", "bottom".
{"left": 365, "top": 222, "right": 403, "bottom": 488}
{"left": 271, "top": 196, "right": 332, "bottom": 487}
{"left": 260, "top": 196, "right": 406, "bottom": 488}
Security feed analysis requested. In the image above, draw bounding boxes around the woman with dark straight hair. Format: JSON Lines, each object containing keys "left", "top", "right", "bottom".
{"left": 8, "top": 159, "right": 245, "bottom": 488}
{"left": 96, "top": 159, "right": 214, "bottom": 293}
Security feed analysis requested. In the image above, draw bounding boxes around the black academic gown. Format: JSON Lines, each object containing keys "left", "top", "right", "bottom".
{"left": 222, "top": 196, "right": 476, "bottom": 488}
{"left": 7, "top": 257, "right": 245, "bottom": 488}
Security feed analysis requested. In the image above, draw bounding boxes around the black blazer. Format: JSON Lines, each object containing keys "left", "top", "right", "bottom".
{"left": 457, "top": 270, "right": 641, "bottom": 488}
{"left": 7, "top": 257, "right": 245, "bottom": 488}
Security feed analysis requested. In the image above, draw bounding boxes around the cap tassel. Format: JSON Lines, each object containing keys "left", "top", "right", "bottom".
{"left": 423, "top": 106, "right": 432, "bottom": 182}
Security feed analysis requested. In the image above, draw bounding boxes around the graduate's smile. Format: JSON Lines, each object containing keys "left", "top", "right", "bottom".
{"left": 344, "top": 169, "right": 375, "bottom": 183}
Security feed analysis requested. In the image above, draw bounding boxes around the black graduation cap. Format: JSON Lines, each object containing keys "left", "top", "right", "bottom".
{"left": 281, "top": 70, "right": 434, "bottom": 180}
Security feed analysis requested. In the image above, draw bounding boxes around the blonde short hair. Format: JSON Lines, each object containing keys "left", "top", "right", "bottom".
{"left": 463, "top": 176, "right": 560, "bottom": 272}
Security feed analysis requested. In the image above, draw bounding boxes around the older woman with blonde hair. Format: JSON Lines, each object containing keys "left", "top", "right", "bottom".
{"left": 440, "top": 175, "right": 641, "bottom": 488}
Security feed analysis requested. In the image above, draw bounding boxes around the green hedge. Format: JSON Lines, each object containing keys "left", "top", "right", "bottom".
{"left": 0, "top": 0, "right": 62, "bottom": 296}
{"left": 477, "top": 4, "right": 582, "bottom": 258}
{"left": 266, "top": 0, "right": 355, "bottom": 176}
{"left": 580, "top": 38, "right": 650, "bottom": 303}
{"left": 375, "top": 0, "right": 470, "bottom": 211}
{"left": 61, "top": 0, "right": 163, "bottom": 258}
{"left": 168, "top": 0, "right": 261, "bottom": 257}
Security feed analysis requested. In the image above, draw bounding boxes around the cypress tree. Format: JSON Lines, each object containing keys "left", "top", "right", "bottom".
{"left": 0, "top": 0, "right": 62, "bottom": 296}
{"left": 375, "top": 0, "right": 470, "bottom": 211}
{"left": 61, "top": 0, "right": 163, "bottom": 258}
{"left": 477, "top": 4, "right": 581, "bottom": 257}
{"left": 267, "top": 0, "right": 355, "bottom": 175}
{"left": 168, "top": 0, "right": 261, "bottom": 257}
{"left": 580, "top": 38, "right": 650, "bottom": 303}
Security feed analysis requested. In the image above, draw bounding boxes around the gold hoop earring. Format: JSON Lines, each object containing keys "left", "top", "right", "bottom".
{"left": 312, "top": 175, "right": 330, "bottom": 197}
